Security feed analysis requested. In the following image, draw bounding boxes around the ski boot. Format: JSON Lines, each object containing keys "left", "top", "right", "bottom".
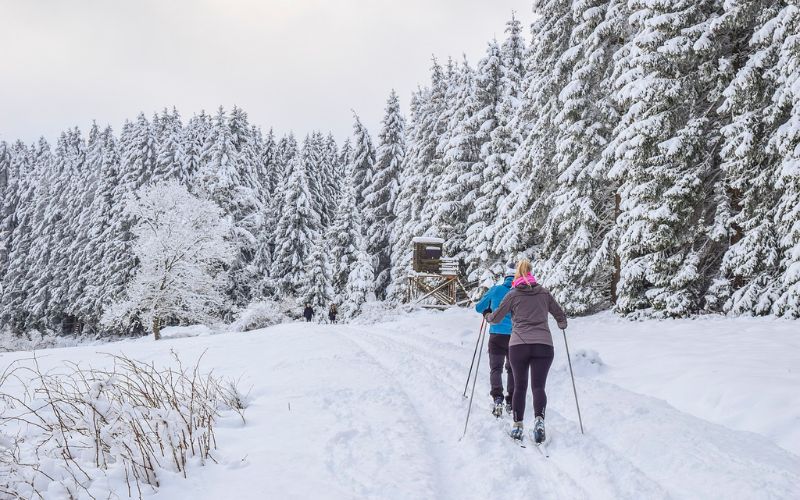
{"left": 492, "top": 396, "right": 504, "bottom": 418}
{"left": 505, "top": 401, "right": 513, "bottom": 415}
{"left": 533, "top": 416, "right": 546, "bottom": 444}
{"left": 509, "top": 421, "right": 524, "bottom": 442}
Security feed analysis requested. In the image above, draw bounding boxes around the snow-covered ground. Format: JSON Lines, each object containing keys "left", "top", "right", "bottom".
{"left": 1, "top": 308, "right": 798, "bottom": 499}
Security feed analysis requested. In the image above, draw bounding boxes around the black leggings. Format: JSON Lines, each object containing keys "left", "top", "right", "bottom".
{"left": 509, "top": 343, "right": 554, "bottom": 422}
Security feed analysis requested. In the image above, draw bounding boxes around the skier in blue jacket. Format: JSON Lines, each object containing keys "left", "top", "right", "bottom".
{"left": 474, "top": 262, "right": 516, "bottom": 417}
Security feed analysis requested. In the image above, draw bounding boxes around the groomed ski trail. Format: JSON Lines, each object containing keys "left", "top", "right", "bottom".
{"left": 339, "top": 325, "right": 668, "bottom": 500}
{"left": 336, "top": 314, "right": 799, "bottom": 500}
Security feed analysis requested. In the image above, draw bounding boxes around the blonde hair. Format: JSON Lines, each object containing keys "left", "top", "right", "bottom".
{"left": 515, "top": 259, "right": 532, "bottom": 280}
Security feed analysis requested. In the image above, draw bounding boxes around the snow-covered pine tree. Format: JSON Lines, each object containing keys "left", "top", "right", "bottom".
{"left": 536, "top": 0, "right": 627, "bottom": 314}
{"left": 254, "top": 133, "right": 300, "bottom": 297}
{"left": 341, "top": 231, "right": 376, "bottom": 320}
{"left": 0, "top": 141, "right": 32, "bottom": 330}
{"left": 269, "top": 154, "right": 319, "bottom": 295}
{"left": 327, "top": 171, "right": 362, "bottom": 296}
{"left": 330, "top": 169, "right": 375, "bottom": 319}
{"left": 102, "top": 181, "right": 234, "bottom": 339}
{"left": 277, "top": 133, "right": 299, "bottom": 170}
{"left": 428, "top": 57, "right": 477, "bottom": 261}
{"left": 251, "top": 127, "right": 277, "bottom": 294}
{"left": 467, "top": 33, "right": 524, "bottom": 279}
{"left": 765, "top": 4, "right": 800, "bottom": 318}
{"left": 0, "top": 141, "right": 23, "bottom": 285}
{"left": 388, "top": 61, "right": 449, "bottom": 301}
{"left": 350, "top": 113, "right": 376, "bottom": 208}
{"left": 338, "top": 137, "right": 352, "bottom": 173}
{"left": 493, "top": 0, "right": 577, "bottom": 263}
{"left": 364, "top": 90, "right": 406, "bottom": 299}
{"left": 90, "top": 120, "right": 145, "bottom": 330}
{"left": 229, "top": 106, "right": 263, "bottom": 198}
{"left": 182, "top": 111, "right": 211, "bottom": 184}
{"left": 154, "top": 107, "right": 185, "bottom": 181}
{"left": 44, "top": 128, "right": 87, "bottom": 330}
{"left": 300, "top": 233, "right": 335, "bottom": 312}
{"left": 706, "top": 1, "right": 786, "bottom": 315}
{"left": 121, "top": 113, "right": 157, "bottom": 187}
{"left": 418, "top": 58, "right": 455, "bottom": 238}
{"left": 321, "top": 133, "right": 341, "bottom": 219}
{"left": 62, "top": 124, "right": 105, "bottom": 327}
{"left": 302, "top": 132, "right": 328, "bottom": 226}
{"left": 77, "top": 126, "right": 119, "bottom": 325}
{"left": 258, "top": 128, "right": 278, "bottom": 195}
{"left": 197, "top": 107, "right": 260, "bottom": 308}
{"left": 601, "top": 0, "right": 727, "bottom": 317}
{"left": 501, "top": 12, "right": 526, "bottom": 100}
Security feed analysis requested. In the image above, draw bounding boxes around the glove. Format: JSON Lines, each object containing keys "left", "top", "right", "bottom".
{"left": 482, "top": 308, "right": 492, "bottom": 318}
{"left": 558, "top": 322, "right": 567, "bottom": 330}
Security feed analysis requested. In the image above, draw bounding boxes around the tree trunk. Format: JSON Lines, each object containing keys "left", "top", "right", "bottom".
{"left": 152, "top": 317, "right": 161, "bottom": 341}
{"left": 611, "top": 191, "right": 621, "bottom": 305}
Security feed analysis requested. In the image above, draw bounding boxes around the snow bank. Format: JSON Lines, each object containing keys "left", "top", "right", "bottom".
{"left": 229, "top": 299, "right": 292, "bottom": 332}
{"left": 410, "top": 236, "right": 444, "bottom": 244}
{"left": 160, "top": 324, "right": 215, "bottom": 339}
{"left": 0, "top": 328, "right": 120, "bottom": 352}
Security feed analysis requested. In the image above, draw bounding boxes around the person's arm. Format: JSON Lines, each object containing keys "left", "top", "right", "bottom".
{"left": 474, "top": 288, "right": 493, "bottom": 314}
{"left": 486, "top": 291, "right": 513, "bottom": 324}
{"left": 548, "top": 293, "right": 567, "bottom": 329}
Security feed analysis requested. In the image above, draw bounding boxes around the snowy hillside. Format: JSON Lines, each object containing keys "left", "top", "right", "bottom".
{"left": 1, "top": 307, "right": 797, "bottom": 499}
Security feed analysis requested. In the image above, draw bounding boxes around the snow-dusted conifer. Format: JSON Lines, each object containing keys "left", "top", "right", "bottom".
{"left": 328, "top": 173, "right": 362, "bottom": 295}
{"left": 601, "top": 0, "right": 725, "bottom": 317}
{"left": 341, "top": 233, "right": 375, "bottom": 320}
{"left": 365, "top": 90, "right": 405, "bottom": 298}
{"left": 536, "top": 0, "right": 626, "bottom": 314}
{"left": 429, "top": 58, "right": 477, "bottom": 260}
{"left": 154, "top": 108, "right": 185, "bottom": 181}
{"left": 493, "top": 0, "right": 576, "bottom": 261}
{"left": 300, "top": 234, "right": 335, "bottom": 311}
{"left": 183, "top": 111, "right": 211, "bottom": 184}
{"left": 269, "top": 155, "right": 319, "bottom": 294}
{"left": 463, "top": 40, "right": 507, "bottom": 277}
{"left": 350, "top": 114, "right": 375, "bottom": 208}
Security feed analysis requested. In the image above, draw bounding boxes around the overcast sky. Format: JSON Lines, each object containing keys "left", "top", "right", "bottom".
{"left": 0, "top": 0, "right": 533, "bottom": 145}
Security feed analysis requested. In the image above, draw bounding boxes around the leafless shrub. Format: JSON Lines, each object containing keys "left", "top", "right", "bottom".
{"left": 0, "top": 351, "right": 246, "bottom": 499}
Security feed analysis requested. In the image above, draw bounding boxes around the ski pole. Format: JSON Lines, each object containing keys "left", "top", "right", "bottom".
{"left": 462, "top": 318, "right": 486, "bottom": 398}
{"left": 561, "top": 328, "right": 584, "bottom": 434}
{"left": 460, "top": 319, "right": 488, "bottom": 441}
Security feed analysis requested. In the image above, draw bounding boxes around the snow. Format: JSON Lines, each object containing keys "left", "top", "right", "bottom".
{"left": 1, "top": 308, "right": 798, "bottom": 499}
{"left": 411, "top": 236, "right": 445, "bottom": 244}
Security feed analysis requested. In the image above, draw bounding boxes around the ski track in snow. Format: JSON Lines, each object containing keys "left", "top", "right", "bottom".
{"left": 342, "top": 325, "right": 668, "bottom": 500}
{"left": 335, "top": 316, "right": 799, "bottom": 500}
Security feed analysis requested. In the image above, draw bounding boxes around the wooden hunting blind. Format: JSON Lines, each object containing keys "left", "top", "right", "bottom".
{"left": 407, "top": 237, "right": 468, "bottom": 308}
{"left": 412, "top": 237, "right": 444, "bottom": 273}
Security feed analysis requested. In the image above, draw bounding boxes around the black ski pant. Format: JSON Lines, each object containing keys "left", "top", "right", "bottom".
{"left": 488, "top": 334, "right": 514, "bottom": 404}
{"left": 509, "top": 343, "right": 554, "bottom": 422}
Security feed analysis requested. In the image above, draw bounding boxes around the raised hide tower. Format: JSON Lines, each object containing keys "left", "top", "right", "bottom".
{"left": 406, "top": 237, "right": 468, "bottom": 308}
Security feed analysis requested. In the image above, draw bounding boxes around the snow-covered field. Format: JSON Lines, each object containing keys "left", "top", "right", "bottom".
{"left": 1, "top": 308, "right": 798, "bottom": 499}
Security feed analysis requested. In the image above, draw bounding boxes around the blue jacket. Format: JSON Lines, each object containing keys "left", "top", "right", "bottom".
{"left": 475, "top": 276, "right": 513, "bottom": 335}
